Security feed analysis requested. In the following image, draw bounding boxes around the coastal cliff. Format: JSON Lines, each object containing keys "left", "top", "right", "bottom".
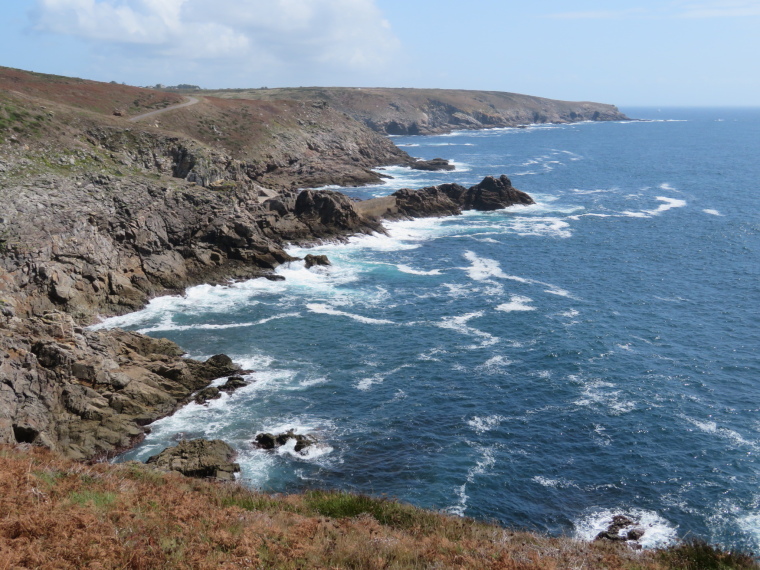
{"left": 0, "top": 66, "right": 536, "bottom": 460}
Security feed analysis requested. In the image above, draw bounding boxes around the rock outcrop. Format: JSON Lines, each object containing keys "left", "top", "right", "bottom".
{"left": 355, "top": 175, "right": 535, "bottom": 220}
{"left": 146, "top": 438, "right": 240, "bottom": 480}
{"left": 304, "top": 254, "right": 331, "bottom": 269}
{"left": 0, "top": 311, "right": 242, "bottom": 460}
{"left": 409, "top": 158, "right": 455, "bottom": 171}
{"left": 254, "top": 430, "right": 318, "bottom": 453}
{"left": 594, "top": 515, "right": 647, "bottom": 545}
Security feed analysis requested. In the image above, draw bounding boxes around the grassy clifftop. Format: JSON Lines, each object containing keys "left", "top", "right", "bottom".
{"left": 3, "top": 445, "right": 756, "bottom": 569}
{"left": 205, "top": 86, "right": 629, "bottom": 135}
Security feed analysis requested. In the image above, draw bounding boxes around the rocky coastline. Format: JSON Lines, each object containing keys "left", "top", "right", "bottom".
{"left": 0, "top": 66, "right": 546, "bottom": 463}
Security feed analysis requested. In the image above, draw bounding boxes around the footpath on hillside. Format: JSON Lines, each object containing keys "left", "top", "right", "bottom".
{"left": 128, "top": 96, "right": 200, "bottom": 122}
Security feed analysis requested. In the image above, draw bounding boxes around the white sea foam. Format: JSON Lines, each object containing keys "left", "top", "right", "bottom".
{"left": 558, "top": 309, "right": 580, "bottom": 318}
{"left": 737, "top": 514, "right": 760, "bottom": 549}
{"left": 396, "top": 264, "right": 442, "bottom": 276}
{"left": 448, "top": 159, "right": 471, "bottom": 172}
{"left": 532, "top": 476, "right": 578, "bottom": 489}
{"left": 467, "top": 415, "right": 506, "bottom": 434}
{"left": 703, "top": 209, "right": 722, "bottom": 216}
{"left": 573, "top": 378, "right": 635, "bottom": 415}
{"left": 276, "top": 437, "right": 334, "bottom": 460}
{"left": 622, "top": 196, "right": 688, "bottom": 218}
{"left": 683, "top": 416, "right": 760, "bottom": 452}
{"left": 462, "top": 251, "right": 573, "bottom": 298}
{"left": 134, "top": 312, "right": 302, "bottom": 334}
{"left": 355, "top": 364, "right": 412, "bottom": 391}
{"left": 306, "top": 303, "right": 395, "bottom": 325}
{"left": 648, "top": 196, "right": 687, "bottom": 214}
{"left": 574, "top": 509, "right": 678, "bottom": 549}
{"left": 447, "top": 445, "right": 497, "bottom": 516}
{"left": 508, "top": 216, "right": 572, "bottom": 238}
{"left": 438, "top": 311, "right": 499, "bottom": 349}
{"left": 496, "top": 295, "right": 536, "bottom": 312}
{"left": 476, "top": 355, "right": 513, "bottom": 373}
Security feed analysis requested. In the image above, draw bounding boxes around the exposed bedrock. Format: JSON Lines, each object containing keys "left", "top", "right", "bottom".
{"left": 355, "top": 175, "right": 534, "bottom": 220}
{"left": 0, "top": 312, "right": 242, "bottom": 460}
{"left": 146, "top": 438, "right": 241, "bottom": 481}
{"left": 0, "top": 168, "right": 533, "bottom": 461}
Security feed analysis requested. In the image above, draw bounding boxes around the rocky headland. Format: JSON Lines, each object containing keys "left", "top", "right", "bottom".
{"left": 206, "top": 86, "right": 629, "bottom": 135}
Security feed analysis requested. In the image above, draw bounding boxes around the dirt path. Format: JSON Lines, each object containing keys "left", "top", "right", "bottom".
{"left": 128, "top": 96, "right": 200, "bottom": 122}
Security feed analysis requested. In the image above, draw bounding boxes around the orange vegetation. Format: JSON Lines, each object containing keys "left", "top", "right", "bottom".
{"left": 0, "top": 66, "right": 182, "bottom": 117}
{"left": 1, "top": 445, "right": 756, "bottom": 569}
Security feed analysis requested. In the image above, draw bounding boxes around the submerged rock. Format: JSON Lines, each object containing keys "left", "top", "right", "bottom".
{"left": 146, "top": 438, "right": 240, "bottom": 481}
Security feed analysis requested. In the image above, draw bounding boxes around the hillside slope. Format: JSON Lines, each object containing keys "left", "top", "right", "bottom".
{"left": 206, "top": 86, "right": 629, "bottom": 135}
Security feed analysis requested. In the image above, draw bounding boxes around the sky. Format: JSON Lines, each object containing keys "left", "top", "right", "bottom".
{"left": 1, "top": 0, "right": 758, "bottom": 106}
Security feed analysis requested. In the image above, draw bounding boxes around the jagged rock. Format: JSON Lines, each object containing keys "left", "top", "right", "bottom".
{"left": 219, "top": 376, "right": 248, "bottom": 392}
{"left": 594, "top": 515, "right": 645, "bottom": 543}
{"left": 388, "top": 175, "right": 534, "bottom": 219}
{"left": 194, "top": 386, "right": 221, "bottom": 405}
{"left": 254, "top": 430, "right": 317, "bottom": 453}
{"left": 304, "top": 254, "right": 331, "bottom": 269}
{"left": 409, "top": 158, "right": 455, "bottom": 171}
{"left": 627, "top": 528, "right": 646, "bottom": 541}
{"left": 462, "top": 175, "right": 535, "bottom": 211}
{"left": 146, "top": 439, "right": 240, "bottom": 481}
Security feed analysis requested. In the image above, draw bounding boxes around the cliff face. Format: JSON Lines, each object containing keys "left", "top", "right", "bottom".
{"left": 208, "top": 86, "right": 629, "bottom": 135}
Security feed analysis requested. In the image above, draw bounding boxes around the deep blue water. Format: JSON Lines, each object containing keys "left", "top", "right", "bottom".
{"left": 101, "top": 108, "right": 760, "bottom": 550}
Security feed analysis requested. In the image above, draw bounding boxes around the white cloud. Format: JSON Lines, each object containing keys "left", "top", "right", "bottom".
{"left": 33, "top": 0, "right": 399, "bottom": 68}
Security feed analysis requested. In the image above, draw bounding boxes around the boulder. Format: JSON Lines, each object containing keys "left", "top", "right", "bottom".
{"left": 304, "top": 254, "right": 331, "bottom": 269}
{"left": 146, "top": 439, "right": 240, "bottom": 481}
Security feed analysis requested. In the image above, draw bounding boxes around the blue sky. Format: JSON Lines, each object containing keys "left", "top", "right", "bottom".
{"left": 1, "top": 1, "right": 758, "bottom": 106}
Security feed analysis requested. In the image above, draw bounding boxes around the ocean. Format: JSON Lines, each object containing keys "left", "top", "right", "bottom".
{"left": 96, "top": 108, "right": 760, "bottom": 551}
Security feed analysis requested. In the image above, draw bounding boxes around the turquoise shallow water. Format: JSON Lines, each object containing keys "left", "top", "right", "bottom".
{"left": 100, "top": 108, "right": 760, "bottom": 550}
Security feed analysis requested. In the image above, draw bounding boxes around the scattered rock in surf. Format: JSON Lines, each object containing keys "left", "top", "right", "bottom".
{"left": 254, "top": 429, "right": 317, "bottom": 453}
{"left": 194, "top": 386, "right": 221, "bottom": 405}
{"left": 409, "top": 157, "right": 455, "bottom": 171}
{"left": 594, "top": 514, "right": 646, "bottom": 544}
{"left": 304, "top": 254, "right": 331, "bottom": 269}
{"left": 146, "top": 438, "right": 240, "bottom": 481}
{"left": 219, "top": 376, "right": 248, "bottom": 392}
{"left": 265, "top": 274, "right": 286, "bottom": 281}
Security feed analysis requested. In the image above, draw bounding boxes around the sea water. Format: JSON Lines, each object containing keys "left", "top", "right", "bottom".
{"left": 98, "top": 108, "right": 760, "bottom": 551}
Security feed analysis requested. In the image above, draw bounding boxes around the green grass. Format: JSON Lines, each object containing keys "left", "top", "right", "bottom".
{"left": 304, "top": 491, "right": 442, "bottom": 532}
{"left": 68, "top": 490, "right": 117, "bottom": 509}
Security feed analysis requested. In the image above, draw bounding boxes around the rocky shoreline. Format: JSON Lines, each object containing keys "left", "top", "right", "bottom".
{"left": 0, "top": 65, "right": 587, "bottom": 464}
{"left": 0, "top": 150, "right": 533, "bottom": 461}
